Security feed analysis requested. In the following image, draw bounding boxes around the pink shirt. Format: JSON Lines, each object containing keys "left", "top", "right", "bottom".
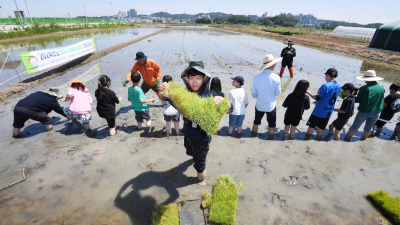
{"left": 66, "top": 87, "right": 93, "bottom": 114}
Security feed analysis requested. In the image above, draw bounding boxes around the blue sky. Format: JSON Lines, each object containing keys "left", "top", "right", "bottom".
{"left": 1, "top": 0, "right": 399, "bottom": 24}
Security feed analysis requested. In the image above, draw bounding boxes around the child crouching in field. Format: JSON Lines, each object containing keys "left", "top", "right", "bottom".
{"left": 61, "top": 80, "right": 93, "bottom": 135}
{"left": 161, "top": 75, "right": 180, "bottom": 136}
{"left": 228, "top": 76, "right": 248, "bottom": 137}
{"left": 328, "top": 83, "right": 357, "bottom": 140}
{"left": 282, "top": 80, "right": 310, "bottom": 140}
{"left": 128, "top": 72, "right": 155, "bottom": 132}
{"left": 95, "top": 75, "right": 122, "bottom": 136}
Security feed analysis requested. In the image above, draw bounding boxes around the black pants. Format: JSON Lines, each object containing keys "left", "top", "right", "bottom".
{"left": 13, "top": 106, "right": 52, "bottom": 128}
{"left": 281, "top": 61, "right": 293, "bottom": 68}
{"left": 254, "top": 107, "right": 277, "bottom": 127}
{"left": 184, "top": 136, "right": 210, "bottom": 173}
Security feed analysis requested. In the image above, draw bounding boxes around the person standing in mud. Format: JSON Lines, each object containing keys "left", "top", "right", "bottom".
{"left": 279, "top": 40, "right": 296, "bottom": 78}
{"left": 12, "top": 88, "right": 66, "bottom": 138}
{"left": 159, "top": 61, "right": 228, "bottom": 182}
{"left": 122, "top": 51, "right": 162, "bottom": 99}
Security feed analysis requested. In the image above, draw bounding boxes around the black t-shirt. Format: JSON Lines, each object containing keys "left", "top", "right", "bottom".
{"left": 95, "top": 89, "right": 120, "bottom": 119}
{"left": 379, "top": 93, "right": 400, "bottom": 120}
{"left": 280, "top": 47, "right": 296, "bottom": 63}
{"left": 282, "top": 93, "right": 310, "bottom": 121}
{"left": 15, "top": 91, "right": 65, "bottom": 117}
{"left": 338, "top": 96, "right": 355, "bottom": 119}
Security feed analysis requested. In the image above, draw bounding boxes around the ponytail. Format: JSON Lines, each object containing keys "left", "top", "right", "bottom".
{"left": 97, "top": 75, "right": 111, "bottom": 100}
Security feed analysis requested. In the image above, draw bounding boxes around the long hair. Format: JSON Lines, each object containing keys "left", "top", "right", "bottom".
{"left": 71, "top": 83, "right": 85, "bottom": 91}
{"left": 292, "top": 79, "right": 309, "bottom": 99}
{"left": 210, "top": 77, "right": 222, "bottom": 93}
{"left": 97, "top": 75, "right": 111, "bottom": 100}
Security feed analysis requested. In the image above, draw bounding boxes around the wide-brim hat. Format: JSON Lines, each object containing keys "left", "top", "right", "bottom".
{"left": 71, "top": 79, "right": 86, "bottom": 88}
{"left": 181, "top": 61, "right": 212, "bottom": 79}
{"left": 356, "top": 70, "right": 384, "bottom": 81}
{"left": 259, "top": 54, "right": 282, "bottom": 70}
{"left": 135, "top": 51, "right": 148, "bottom": 61}
{"left": 45, "top": 87, "right": 63, "bottom": 100}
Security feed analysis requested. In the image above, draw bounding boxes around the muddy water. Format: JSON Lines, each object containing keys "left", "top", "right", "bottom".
{"left": 0, "top": 28, "right": 400, "bottom": 225}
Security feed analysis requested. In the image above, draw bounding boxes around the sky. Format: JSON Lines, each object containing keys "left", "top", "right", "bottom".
{"left": 1, "top": 0, "right": 399, "bottom": 24}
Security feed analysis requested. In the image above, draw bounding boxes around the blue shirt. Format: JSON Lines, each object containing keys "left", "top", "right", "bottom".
{"left": 312, "top": 81, "right": 341, "bottom": 118}
{"left": 251, "top": 69, "right": 281, "bottom": 112}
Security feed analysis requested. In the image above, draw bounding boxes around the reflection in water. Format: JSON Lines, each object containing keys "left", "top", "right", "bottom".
{"left": 360, "top": 60, "right": 400, "bottom": 83}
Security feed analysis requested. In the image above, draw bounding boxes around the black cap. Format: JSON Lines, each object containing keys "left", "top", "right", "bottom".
{"left": 325, "top": 68, "right": 338, "bottom": 77}
{"left": 231, "top": 76, "right": 244, "bottom": 85}
{"left": 135, "top": 51, "right": 147, "bottom": 61}
{"left": 342, "top": 83, "right": 355, "bottom": 92}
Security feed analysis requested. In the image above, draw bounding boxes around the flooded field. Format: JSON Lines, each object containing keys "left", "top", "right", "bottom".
{"left": 0, "top": 28, "right": 400, "bottom": 225}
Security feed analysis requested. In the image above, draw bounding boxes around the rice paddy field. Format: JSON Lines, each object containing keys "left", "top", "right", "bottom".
{"left": 0, "top": 27, "right": 400, "bottom": 224}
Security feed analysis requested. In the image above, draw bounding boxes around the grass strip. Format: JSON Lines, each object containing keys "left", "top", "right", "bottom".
{"left": 209, "top": 175, "right": 243, "bottom": 225}
{"left": 262, "top": 29, "right": 305, "bottom": 35}
{"left": 151, "top": 202, "right": 180, "bottom": 225}
{"left": 368, "top": 190, "right": 400, "bottom": 223}
{"left": 161, "top": 81, "right": 230, "bottom": 135}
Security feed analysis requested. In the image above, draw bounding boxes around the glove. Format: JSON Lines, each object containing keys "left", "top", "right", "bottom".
{"left": 122, "top": 79, "right": 129, "bottom": 86}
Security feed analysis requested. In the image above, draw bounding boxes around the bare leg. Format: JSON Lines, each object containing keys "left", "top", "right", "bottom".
{"left": 268, "top": 127, "right": 275, "bottom": 140}
{"left": 374, "top": 127, "right": 382, "bottom": 137}
{"left": 345, "top": 130, "right": 356, "bottom": 141}
{"left": 166, "top": 121, "right": 171, "bottom": 137}
{"left": 228, "top": 126, "right": 234, "bottom": 135}
{"left": 361, "top": 131, "right": 372, "bottom": 140}
{"left": 174, "top": 122, "right": 180, "bottom": 135}
{"left": 283, "top": 125, "right": 290, "bottom": 140}
{"left": 304, "top": 127, "right": 314, "bottom": 140}
{"left": 237, "top": 126, "right": 242, "bottom": 134}
{"left": 13, "top": 128, "right": 21, "bottom": 137}
{"left": 334, "top": 129, "right": 340, "bottom": 140}
{"left": 109, "top": 127, "right": 116, "bottom": 136}
{"left": 316, "top": 128, "right": 324, "bottom": 140}
{"left": 137, "top": 122, "right": 142, "bottom": 130}
{"left": 289, "top": 126, "right": 297, "bottom": 139}
{"left": 328, "top": 124, "right": 334, "bottom": 135}
{"left": 45, "top": 124, "right": 53, "bottom": 131}
{"left": 252, "top": 124, "right": 258, "bottom": 134}
{"left": 83, "top": 123, "right": 90, "bottom": 131}
{"left": 390, "top": 125, "right": 400, "bottom": 140}
{"left": 198, "top": 169, "right": 206, "bottom": 182}
{"left": 146, "top": 120, "right": 152, "bottom": 133}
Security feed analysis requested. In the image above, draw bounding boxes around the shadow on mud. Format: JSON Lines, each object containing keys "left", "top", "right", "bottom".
{"left": 21, "top": 117, "right": 66, "bottom": 138}
{"left": 114, "top": 159, "right": 197, "bottom": 224}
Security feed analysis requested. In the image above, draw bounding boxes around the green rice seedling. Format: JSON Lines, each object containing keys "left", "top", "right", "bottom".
{"left": 202, "top": 191, "right": 212, "bottom": 208}
{"left": 209, "top": 174, "right": 243, "bottom": 225}
{"left": 161, "top": 81, "right": 230, "bottom": 135}
{"left": 151, "top": 202, "right": 180, "bottom": 225}
{"left": 367, "top": 190, "right": 400, "bottom": 223}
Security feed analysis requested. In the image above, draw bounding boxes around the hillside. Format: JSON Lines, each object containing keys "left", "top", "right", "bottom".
{"left": 150, "top": 12, "right": 233, "bottom": 20}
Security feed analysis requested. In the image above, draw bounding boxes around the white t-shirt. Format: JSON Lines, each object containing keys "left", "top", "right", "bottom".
{"left": 229, "top": 88, "right": 249, "bottom": 115}
{"left": 161, "top": 100, "right": 178, "bottom": 116}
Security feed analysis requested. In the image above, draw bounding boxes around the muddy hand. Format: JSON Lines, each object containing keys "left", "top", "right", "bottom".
{"left": 214, "top": 96, "right": 224, "bottom": 104}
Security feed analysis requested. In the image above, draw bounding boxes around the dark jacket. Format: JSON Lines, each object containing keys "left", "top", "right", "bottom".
{"left": 15, "top": 92, "right": 66, "bottom": 117}
{"left": 280, "top": 46, "right": 296, "bottom": 63}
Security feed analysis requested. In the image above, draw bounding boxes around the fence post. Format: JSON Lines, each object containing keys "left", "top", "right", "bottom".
{"left": 7, "top": 52, "right": 24, "bottom": 88}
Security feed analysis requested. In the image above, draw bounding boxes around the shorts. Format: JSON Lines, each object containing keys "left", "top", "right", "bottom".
{"left": 281, "top": 61, "right": 293, "bottom": 69}
{"left": 374, "top": 119, "right": 387, "bottom": 128}
{"left": 164, "top": 114, "right": 180, "bottom": 122}
{"left": 106, "top": 118, "right": 116, "bottom": 128}
{"left": 141, "top": 82, "right": 160, "bottom": 93}
{"left": 13, "top": 106, "right": 52, "bottom": 128}
{"left": 184, "top": 136, "right": 210, "bottom": 173}
{"left": 63, "top": 108, "right": 92, "bottom": 124}
{"left": 135, "top": 111, "right": 151, "bottom": 123}
{"left": 331, "top": 118, "right": 349, "bottom": 130}
{"left": 284, "top": 117, "right": 301, "bottom": 126}
{"left": 229, "top": 114, "right": 245, "bottom": 127}
{"left": 307, "top": 114, "right": 330, "bottom": 130}
{"left": 254, "top": 107, "right": 277, "bottom": 127}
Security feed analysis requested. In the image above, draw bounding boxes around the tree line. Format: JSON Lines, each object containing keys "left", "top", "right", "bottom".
{"left": 195, "top": 15, "right": 298, "bottom": 27}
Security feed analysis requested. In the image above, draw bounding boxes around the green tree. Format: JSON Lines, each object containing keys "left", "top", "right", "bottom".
{"left": 227, "top": 15, "right": 251, "bottom": 24}
{"left": 195, "top": 18, "right": 211, "bottom": 24}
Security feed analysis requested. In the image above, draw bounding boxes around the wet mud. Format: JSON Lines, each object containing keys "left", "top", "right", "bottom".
{"left": 0, "top": 28, "right": 399, "bottom": 224}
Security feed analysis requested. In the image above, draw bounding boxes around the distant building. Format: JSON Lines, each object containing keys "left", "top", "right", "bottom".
{"left": 115, "top": 11, "right": 126, "bottom": 19}
{"left": 261, "top": 12, "right": 268, "bottom": 18}
{"left": 127, "top": 9, "right": 137, "bottom": 18}
{"left": 248, "top": 15, "right": 258, "bottom": 20}
{"left": 279, "top": 12, "right": 316, "bottom": 25}
{"left": 199, "top": 15, "right": 211, "bottom": 19}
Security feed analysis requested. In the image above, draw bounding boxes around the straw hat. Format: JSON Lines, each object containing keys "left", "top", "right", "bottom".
{"left": 71, "top": 79, "right": 86, "bottom": 88}
{"left": 356, "top": 70, "right": 384, "bottom": 81}
{"left": 45, "top": 87, "right": 63, "bottom": 100}
{"left": 259, "top": 54, "right": 282, "bottom": 70}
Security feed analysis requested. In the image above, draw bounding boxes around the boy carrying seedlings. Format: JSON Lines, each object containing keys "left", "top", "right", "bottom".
{"left": 228, "top": 76, "right": 249, "bottom": 137}
{"left": 328, "top": 83, "right": 357, "bottom": 140}
{"left": 161, "top": 75, "right": 181, "bottom": 137}
{"left": 128, "top": 72, "right": 155, "bottom": 132}
{"left": 371, "top": 83, "right": 400, "bottom": 137}
{"left": 305, "top": 68, "right": 341, "bottom": 141}
{"left": 160, "top": 61, "right": 229, "bottom": 182}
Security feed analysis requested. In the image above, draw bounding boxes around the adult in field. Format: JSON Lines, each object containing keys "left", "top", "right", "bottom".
{"left": 345, "top": 70, "right": 385, "bottom": 141}
{"left": 279, "top": 40, "right": 296, "bottom": 78}
{"left": 251, "top": 54, "right": 282, "bottom": 140}
{"left": 122, "top": 51, "right": 162, "bottom": 98}
{"left": 12, "top": 88, "right": 67, "bottom": 138}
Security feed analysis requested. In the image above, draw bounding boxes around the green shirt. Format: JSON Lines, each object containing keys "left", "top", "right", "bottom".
{"left": 355, "top": 81, "right": 385, "bottom": 113}
{"left": 128, "top": 87, "right": 149, "bottom": 112}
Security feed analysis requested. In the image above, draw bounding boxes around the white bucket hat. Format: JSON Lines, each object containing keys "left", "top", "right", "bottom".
{"left": 259, "top": 54, "right": 282, "bottom": 70}
{"left": 356, "top": 70, "right": 384, "bottom": 81}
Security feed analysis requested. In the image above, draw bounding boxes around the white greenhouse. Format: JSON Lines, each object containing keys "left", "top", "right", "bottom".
{"left": 332, "top": 26, "right": 376, "bottom": 43}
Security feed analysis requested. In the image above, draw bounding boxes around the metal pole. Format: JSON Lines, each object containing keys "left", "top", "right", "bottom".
{"left": 24, "top": 0, "right": 33, "bottom": 24}
{"left": 13, "top": 0, "right": 22, "bottom": 24}
{"left": 8, "top": 52, "right": 25, "bottom": 88}
{"left": 109, "top": 3, "right": 114, "bottom": 19}
{"left": 82, "top": 0, "right": 88, "bottom": 23}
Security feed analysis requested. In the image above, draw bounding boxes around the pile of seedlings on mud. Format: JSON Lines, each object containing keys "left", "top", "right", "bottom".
{"left": 367, "top": 190, "right": 400, "bottom": 223}
{"left": 161, "top": 81, "right": 230, "bottom": 135}
{"left": 202, "top": 174, "right": 244, "bottom": 225}
{"left": 151, "top": 202, "right": 180, "bottom": 225}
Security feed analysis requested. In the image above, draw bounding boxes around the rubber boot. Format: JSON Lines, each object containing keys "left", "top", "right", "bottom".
{"left": 288, "top": 67, "right": 294, "bottom": 78}
{"left": 279, "top": 67, "right": 285, "bottom": 77}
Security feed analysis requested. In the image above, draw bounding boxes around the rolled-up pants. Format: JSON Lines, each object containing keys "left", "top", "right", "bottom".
{"left": 184, "top": 136, "right": 210, "bottom": 173}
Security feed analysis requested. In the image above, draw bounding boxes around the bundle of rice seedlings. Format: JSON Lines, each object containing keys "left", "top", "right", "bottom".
{"left": 161, "top": 81, "right": 230, "bottom": 135}
{"left": 208, "top": 174, "right": 244, "bottom": 225}
{"left": 367, "top": 190, "right": 400, "bottom": 223}
{"left": 151, "top": 202, "right": 180, "bottom": 225}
